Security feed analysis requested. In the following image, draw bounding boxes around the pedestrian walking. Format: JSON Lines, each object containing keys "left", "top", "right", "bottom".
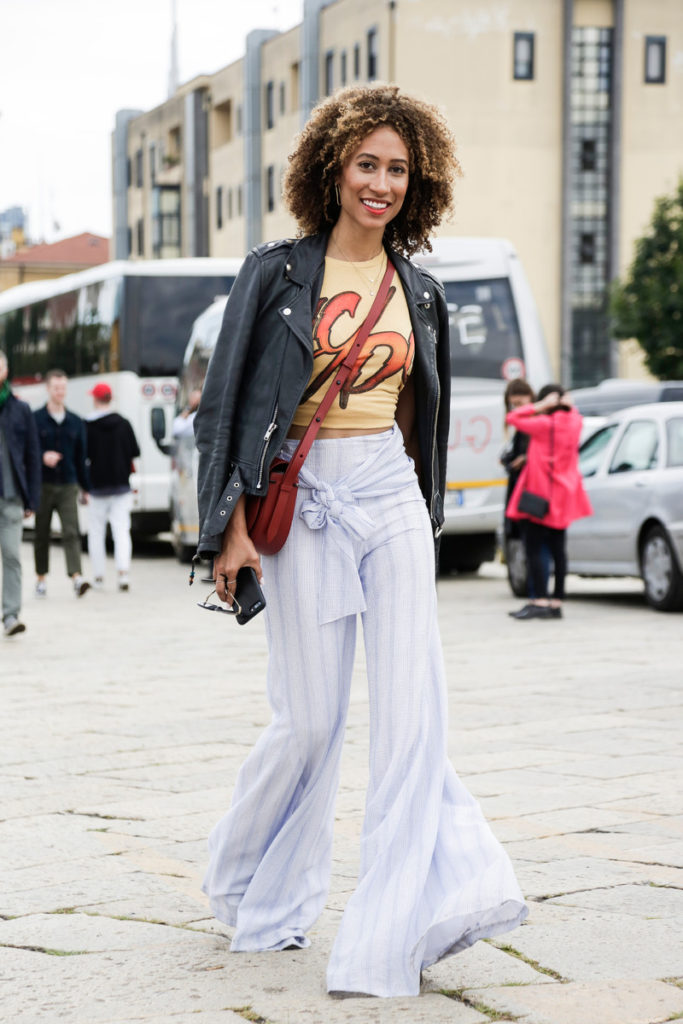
{"left": 0, "top": 350, "right": 41, "bottom": 636}
{"left": 85, "top": 382, "right": 140, "bottom": 592}
{"left": 195, "top": 83, "right": 527, "bottom": 999}
{"left": 501, "top": 379, "right": 550, "bottom": 613}
{"left": 33, "top": 370, "right": 90, "bottom": 598}
{"left": 506, "top": 383, "right": 593, "bottom": 619}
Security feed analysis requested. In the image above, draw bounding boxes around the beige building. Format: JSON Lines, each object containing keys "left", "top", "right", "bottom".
{"left": 113, "top": 0, "right": 683, "bottom": 386}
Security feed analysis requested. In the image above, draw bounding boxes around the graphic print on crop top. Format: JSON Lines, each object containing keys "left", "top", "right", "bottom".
{"left": 291, "top": 254, "right": 415, "bottom": 430}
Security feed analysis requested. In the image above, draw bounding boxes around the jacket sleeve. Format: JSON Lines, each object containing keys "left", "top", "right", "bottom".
{"left": 506, "top": 404, "right": 552, "bottom": 440}
{"left": 23, "top": 404, "right": 42, "bottom": 512}
{"left": 434, "top": 280, "right": 451, "bottom": 523}
{"left": 75, "top": 417, "right": 90, "bottom": 491}
{"left": 126, "top": 421, "right": 141, "bottom": 461}
{"left": 194, "top": 251, "right": 264, "bottom": 556}
{"left": 34, "top": 409, "right": 48, "bottom": 454}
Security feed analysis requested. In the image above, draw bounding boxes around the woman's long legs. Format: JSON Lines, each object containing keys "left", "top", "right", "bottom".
{"left": 327, "top": 499, "right": 527, "bottom": 997}
{"left": 203, "top": 517, "right": 356, "bottom": 951}
{"left": 524, "top": 520, "right": 550, "bottom": 600}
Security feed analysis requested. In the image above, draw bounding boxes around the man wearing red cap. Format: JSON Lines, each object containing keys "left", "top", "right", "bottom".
{"left": 86, "top": 382, "right": 140, "bottom": 591}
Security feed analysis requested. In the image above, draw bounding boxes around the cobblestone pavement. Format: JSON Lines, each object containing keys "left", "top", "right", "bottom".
{"left": 2, "top": 540, "right": 683, "bottom": 1024}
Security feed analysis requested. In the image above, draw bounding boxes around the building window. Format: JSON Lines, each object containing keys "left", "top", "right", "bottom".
{"left": 580, "top": 138, "right": 597, "bottom": 171}
{"left": 216, "top": 186, "right": 223, "bottom": 230}
{"left": 353, "top": 43, "right": 361, "bottom": 80}
{"left": 568, "top": 26, "right": 614, "bottom": 386}
{"left": 325, "top": 51, "right": 334, "bottom": 95}
{"left": 135, "top": 148, "right": 143, "bottom": 188}
{"left": 227, "top": 188, "right": 233, "bottom": 220}
{"left": 265, "top": 81, "right": 275, "bottom": 130}
{"left": 340, "top": 50, "right": 347, "bottom": 86}
{"left": 237, "top": 105, "right": 243, "bottom": 135}
{"left": 279, "top": 82, "right": 286, "bottom": 115}
{"left": 237, "top": 185, "right": 243, "bottom": 217}
{"left": 513, "top": 32, "right": 534, "bottom": 80}
{"left": 644, "top": 36, "right": 666, "bottom": 84}
{"left": 126, "top": 226, "right": 132, "bottom": 255}
{"left": 266, "top": 165, "right": 275, "bottom": 213}
{"left": 367, "top": 29, "right": 378, "bottom": 80}
{"left": 136, "top": 217, "right": 144, "bottom": 255}
{"left": 579, "top": 232, "right": 596, "bottom": 264}
{"left": 126, "top": 158, "right": 132, "bottom": 188}
{"left": 149, "top": 144, "right": 156, "bottom": 184}
{"left": 152, "top": 185, "right": 181, "bottom": 258}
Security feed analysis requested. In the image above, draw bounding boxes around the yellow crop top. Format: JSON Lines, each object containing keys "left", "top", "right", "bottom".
{"left": 291, "top": 252, "right": 414, "bottom": 429}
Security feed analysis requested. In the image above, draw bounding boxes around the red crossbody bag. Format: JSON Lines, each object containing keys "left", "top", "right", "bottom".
{"left": 245, "top": 260, "right": 396, "bottom": 555}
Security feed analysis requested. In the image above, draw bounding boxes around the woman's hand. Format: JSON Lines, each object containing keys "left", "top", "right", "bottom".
{"left": 535, "top": 391, "right": 561, "bottom": 413}
{"left": 213, "top": 495, "right": 262, "bottom": 605}
{"left": 510, "top": 454, "right": 526, "bottom": 471}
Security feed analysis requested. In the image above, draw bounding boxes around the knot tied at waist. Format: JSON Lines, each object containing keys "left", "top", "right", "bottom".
{"left": 300, "top": 481, "right": 376, "bottom": 541}
{"left": 279, "top": 426, "right": 419, "bottom": 625}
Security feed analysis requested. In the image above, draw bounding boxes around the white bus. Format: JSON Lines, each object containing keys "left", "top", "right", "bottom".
{"left": 171, "top": 238, "right": 552, "bottom": 570}
{"left": 0, "top": 258, "right": 241, "bottom": 535}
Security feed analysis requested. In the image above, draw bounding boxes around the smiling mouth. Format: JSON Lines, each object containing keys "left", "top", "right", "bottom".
{"left": 361, "top": 199, "right": 390, "bottom": 212}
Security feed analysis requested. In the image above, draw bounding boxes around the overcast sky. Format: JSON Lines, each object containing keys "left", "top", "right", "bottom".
{"left": 0, "top": 0, "right": 303, "bottom": 244}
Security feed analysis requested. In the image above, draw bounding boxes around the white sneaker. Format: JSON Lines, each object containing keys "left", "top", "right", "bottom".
{"left": 73, "top": 575, "right": 90, "bottom": 597}
{"left": 4, "top": 615, "right": 26, "bottom": 637}
{"left": 118, "top": 574, "right": 130, "bottom": 592}
{"left": 35, "top": 581, "right": 47, "bottom": 598}
{"left": 92, "top": 577, "right": 105, "bottom": 591}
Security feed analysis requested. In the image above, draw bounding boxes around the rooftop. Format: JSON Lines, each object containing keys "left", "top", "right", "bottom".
{"left": 1, "top": 232, "right": 110, "bottom": 266}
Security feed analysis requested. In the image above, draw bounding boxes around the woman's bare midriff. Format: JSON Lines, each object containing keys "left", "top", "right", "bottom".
{"left": 286, "top": 424, "right": 392, "bottom": 440}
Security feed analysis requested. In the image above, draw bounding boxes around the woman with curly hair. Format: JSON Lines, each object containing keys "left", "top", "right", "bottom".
{"left": 196, "top": 84, "right": 527, "bottom": 998}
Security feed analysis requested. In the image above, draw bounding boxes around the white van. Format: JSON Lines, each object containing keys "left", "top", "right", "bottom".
{"left": 422, "top": 237, "right": 552, "bottom": 571}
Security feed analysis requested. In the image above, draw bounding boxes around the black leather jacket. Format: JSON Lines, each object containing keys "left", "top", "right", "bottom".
{"left": 194, "top": 232, "right": 451, "bottom": 557}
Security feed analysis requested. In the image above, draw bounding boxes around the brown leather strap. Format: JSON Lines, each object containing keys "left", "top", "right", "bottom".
{"left": 279, "top": 259, "right": 396, "bottom": 490}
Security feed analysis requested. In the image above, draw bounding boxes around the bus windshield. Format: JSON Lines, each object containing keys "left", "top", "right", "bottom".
{"left": 444, "top": 277, "right": 524, "bottom": 380}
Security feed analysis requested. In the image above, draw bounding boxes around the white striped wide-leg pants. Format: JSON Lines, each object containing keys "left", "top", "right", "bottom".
{"left": 202, "top": 429, "right": 527, "bottom": 997}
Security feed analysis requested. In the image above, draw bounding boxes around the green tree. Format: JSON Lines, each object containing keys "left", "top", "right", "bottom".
{"left": 611, "top": 178, "right": 683, "bottom": 379}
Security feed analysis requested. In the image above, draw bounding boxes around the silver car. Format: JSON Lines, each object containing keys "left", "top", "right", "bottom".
{"left": 567, "top": 402, "right": 683, "bottom": 611}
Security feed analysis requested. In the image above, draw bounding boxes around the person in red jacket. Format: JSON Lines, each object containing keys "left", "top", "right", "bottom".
{"left": 506, "top": 383, "right": 592, "bottom": 619}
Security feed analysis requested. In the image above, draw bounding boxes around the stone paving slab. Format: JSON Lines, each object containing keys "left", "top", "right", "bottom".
{"left": 2, "top": 543, "right": 683, "bottom": 1024}
{"left": 548, "top": 881, "right": 683, "bottom": 918}
{"left": 463, "top": 979, "right": 683, "bottom": 1024}
{"left": 491, "top": 901, "right": 683, "bottom": 982}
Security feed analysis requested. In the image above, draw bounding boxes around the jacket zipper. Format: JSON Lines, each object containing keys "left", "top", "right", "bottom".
{"left": 256, "top": 405, "right": 279, "bottom": 489}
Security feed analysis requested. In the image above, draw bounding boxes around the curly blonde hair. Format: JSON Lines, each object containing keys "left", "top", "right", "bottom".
{"left": 283, "top": 84, "right": 461, "bottom": 256}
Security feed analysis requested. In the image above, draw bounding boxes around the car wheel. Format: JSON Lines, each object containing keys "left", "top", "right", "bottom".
{"left": 641, "top": 525, "right": 683, "bottom": 612}
{"left": 505, "top": 537, "right": 529, "bottom": 598}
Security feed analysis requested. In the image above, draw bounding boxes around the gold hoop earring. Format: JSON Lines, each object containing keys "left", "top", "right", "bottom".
{"left": 334, "top": 183, "right": 341, "bottom": 206}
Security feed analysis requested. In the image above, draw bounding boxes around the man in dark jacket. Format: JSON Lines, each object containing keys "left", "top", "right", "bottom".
{"left": 0, "top": 349, "right": 41, "bottom": 635}
{"left": 34, "top": 369, "right": 90, "bottom": 598}
{"left": 86, "top": 382, "right": 140, "bottom": 592}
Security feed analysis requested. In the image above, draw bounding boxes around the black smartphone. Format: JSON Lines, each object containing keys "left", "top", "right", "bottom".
{"left": 233, "top": 566, "right": 266, "bottom": 625}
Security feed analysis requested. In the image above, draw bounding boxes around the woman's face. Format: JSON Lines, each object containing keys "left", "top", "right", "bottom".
{"left": 336, "top": 126, "right": 410, "bottom": 235}
{"left": 508, "top": 392, "right": 532, "bottom": 411}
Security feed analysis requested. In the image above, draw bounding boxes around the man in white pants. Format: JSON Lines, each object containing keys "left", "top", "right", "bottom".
{"left": 85, "top": 383, "right": 140, "bottom": 591}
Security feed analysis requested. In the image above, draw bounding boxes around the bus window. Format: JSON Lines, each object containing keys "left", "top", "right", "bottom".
{"left": 444, "top": 278, "right": 523, "bottom": 380}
